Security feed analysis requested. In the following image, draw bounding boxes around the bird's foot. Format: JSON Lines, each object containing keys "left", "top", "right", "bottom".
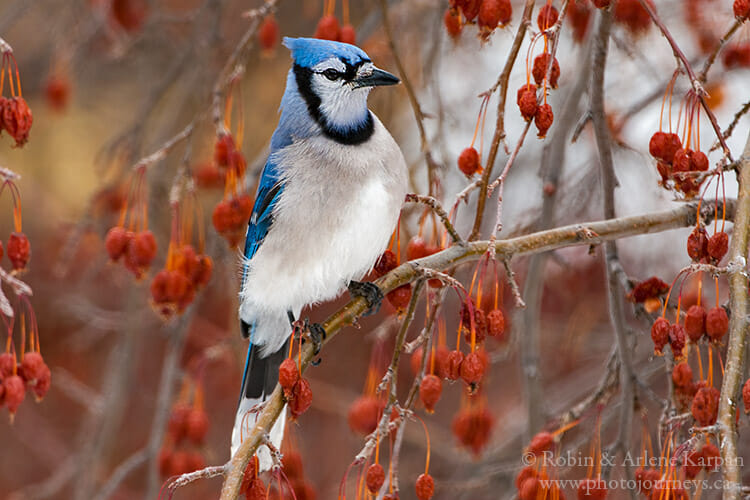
{"left": 348, "top": 280, "right": 384, "bottom": 316}
{"left": 306, "top": 320, "right": 326, "bottom": 356}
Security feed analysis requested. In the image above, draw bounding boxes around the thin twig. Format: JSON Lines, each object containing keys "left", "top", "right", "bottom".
{"left": 405, "top": 193, "right": 462, "bottom": 243}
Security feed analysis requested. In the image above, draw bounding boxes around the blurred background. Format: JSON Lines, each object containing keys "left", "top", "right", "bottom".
{"left": 0, "top": 0, "right": 749, "bottom": 498}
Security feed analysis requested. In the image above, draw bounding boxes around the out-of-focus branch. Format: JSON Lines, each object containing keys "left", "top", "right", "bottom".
{"left": 590, "top": 8, "right": 635, "bottom": 497}
{"left": 636, "top": 0, "right": 733, "bottom": 162}
{"left": 218, "top": 198, "right": 735, "bottom": 498}
{"left": 711, "top": 98, "right": 750, "bottom": 153}
{"left": 378, "top": 0, "right": 441, "bottom": 197}
{"left": 469, "top": 0, "right": 535, "bottom": 241}
{"left": 716, "top": 131, "right": 750, "bottom": 500}
{"left": 697, "top": 19, "right": 743, "bottom": 82}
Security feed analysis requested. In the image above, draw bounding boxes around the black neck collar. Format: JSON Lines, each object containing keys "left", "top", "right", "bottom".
{"left": 293, "top": 64, "right": 374, "bottom": 146}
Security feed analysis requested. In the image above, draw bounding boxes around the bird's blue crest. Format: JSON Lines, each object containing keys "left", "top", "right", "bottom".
{"left": 283, "top": 37, "right": 370, "bottom": 68}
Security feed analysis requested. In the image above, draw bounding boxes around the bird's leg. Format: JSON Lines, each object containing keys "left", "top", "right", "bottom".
{"left": 348, "top": 280, "right": 384, "bottom": 316}
{"left": 304, "top": 318, "right": 326, "bottom": 356}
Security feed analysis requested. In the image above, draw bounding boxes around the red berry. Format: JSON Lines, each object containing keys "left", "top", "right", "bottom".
{"left": 478, "top": 0, "right": 512, "bottom": 36}
{"left": 517, "top": 83, "right": 538, "bottom": 104}
{"left": 577, "top": 477, "right": 607, "bottom": 499}
{"left": 527, "top": 431, "right": 554, "bottom": 456}
{"left": 279, "top": 358, "right": 299, "bottom": 394}
{"left": 687, "top": 226, "right": 709, "bottom": 262}
{"left": 568, "top": 0, "right": 592, "bottom": 42}
{"left": 415, "top": 473, "right": 434, "bottom": 500}
{"left": 289, "top": 377, "right": 312, "bottom": 418}
{"left": 702, "top": 443, "right": 720, "bottom": 471}
{"left": 707, "top": 231, "right": 729, "bottom": 262}
{"left": 45, "top": 74, "right": 70, "bottom": 112}
{"left": 347, "top": 395, "right": 383, "bottom": 435}
{"left": 534, "top": 103, "right": 554, "bottom": 138}
{"left": 627, "top": 276, "right": 669, "bottom": 303}
{"left": 258, "top": 15, "right": 280, "bottom": 52}
{"left": 537, "top": 4, "right": 559, "bottom": 30}
{"left": 240, "top": 456, "right": 259, "bottom": 494}
{"left": 444, "top": 8, "right": 463, "bottom": 39}
{"left": 463, "top": 308, "right": 487, "bottom": 344}
{"left": 669, "top": 323, "right": 686, "bottom": 355}
{"left": 433, "top": 345, "right": 451, "bottom": 379}
{"left": 111, "top": 0, "right": 147, "bottom": 33}
{"left": 458, "top": 147, "right": 481, "bottom": 176}
{"left": 168, "top": 403, "right": 191, "bottom": 444}
{"left": 614, "top": 0, "right": 651, "bottom": 35}
{"left": 374, "top": 250, "right": 398, "bottom": 276}
{"left": 1, "top": 96, "right": 33, "bottom": 147}
{"left": 673, "top": 148, "right": 692, "bottom": 173}
{"left": 407, "top": 236, "right": 430, "bottom": 260}
{"left": 692, "top": 150, "right": 709, "bottom": 171}
{"left": 7, "top": 232, "right": 30, "bottom": 271}
{"left": 734, "top": 0, "right": 750, "bottom": 20}
{"left": 31, "top": 364, "right": 51, "bottom": 401}
{"left": 743, "top": 378, "right": 750, "bottom": 414}
{"left": 515, "top": 465, "right": 538, "bottom": 490}
{"left": 672, "top": 362, "right": 693, "bottom": 388}
{"left": 650, "top": 317, "right": 670, "bottom": 354}
{"left": 194, "top": 162, "right": 224, "bottom": 189}
{"left": 519, "top": 477, "right": 540, "bottom": 500}
{"left": 212, "top": 195, "right": 253, "bottom": 247}
{"left": 691, "top": 385, "right": 720, "bottom": 426}
{"left": 635, "top": 467, "right": 660, "bottom": 495}
{"left": 158, "top": 447, "right": 173, "bottom": 477}
{"left": 185, "top": 407, "right": 209, "bottom": 444}
{"left": 649, "top": 132, "right": 682, "bottom": 163}
{"left": 214, "top": 134, "right": 235, "bottom": 168}
{"left": 460, "top": 351, "right": 485, "bottom": 385}
{"left": 458, "top": 0, "right": 481, "bottom": 21}
{"left": 592, "top": 0, "right": 611, "bottom": 8}
{"left": 105, "top": 226, "right": 133, "bottom": 262}
{"left": 705, "top": 306, "right": 728, "bottom": 341}
{"left": 4, "top": 374, "right": 25, "bottom": 416}
{"left": 446, "top": 349, "right": 464, "bottom": 380}
{"left": 451, "top": 406, "right": 494, "bottom": 455}
{"left": 532, "top": 53, "right": 560, "bottom": 88}
{"left": 487, "top": 309, "right": 506, "bottom": 339}
{"left": 124, "top": 230, "right": 157, "bottom": 278}
{"left": 340, "top": 24, "right": 357, "bottom": 45}
{"left": 19, "top": 351, "right": 46, "bottom": 385}
{"left": 0, "top": 352, "right": 14, "bottom": 378}
{"left": 150, "top": 269, "right": 192, "bottom": 318}
{"left": 366, "top": 463, "right": 385, "bottom": 494}
{"left": 518, "top": 89, "right": 538, "bottom": 121}
{"left": 684, "top": 305, "right": 706, "bottom": 342}
{"left": 410, "top": 347, "right": 424, "bottom": 376}
{"left": 314, "top": 14, "right": 340, "bottom": 41}
{"left": 387, "top": 284, "right": 412, "bottom": 311}
{"left": 245, "top": 478, "right": 266, "bottom": 500}
{"left": 419, "top": 374, "right": 442, "bottom": 413}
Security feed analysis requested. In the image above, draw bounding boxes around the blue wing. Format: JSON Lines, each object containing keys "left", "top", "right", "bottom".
{"left": 243, "top": 157, "right": 283, "bottom": 279}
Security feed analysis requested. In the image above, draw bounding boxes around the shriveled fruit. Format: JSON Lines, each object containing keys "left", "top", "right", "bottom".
{"left": 649, "top": 132, "right": 682, "bottom": 163}
{"left": 734, "top": 0, "right": 750, "bottom": 20}
{"left": 374, "top": 249, "right": 397, "bottom": 276}
{"left": 705, "top": 306, "right": 728, "bottom": 341}
{"left": 444, "top": 8, "right": 463, "bottom": 39}
{"left": 743, "top": 378, "right": 750, "bottom": 413}
{"left": 446, "top": 349, "right": 464, "bottom": 380}
{"left": 650, "top": 317, "right": 670, "bottom": 353}
{"left": 487, "top": 309, "right": 506, "bottom": 339}
{"left": 7, "top": 232, "right": 30, "bottom": 271}
{"left": 534, "top": 103, "right": 554, "bottom": 137}
{"left": 518, "top": 89, "right": 538, "bottom": 121}
{"left": 669, "top": 323, "right": 686, "bottom": 355}
{"left": 415, "top": 473, "right": 435, "bottom": 500}
{"left": 279, "top": 358, "right": 300, "bottom": 395}
{"left": 532, "top": 53, "right": 560, "bottom": 88}
{"left": 691, "top": 385, "right": 720, "bottom": 426}
{"left": 684, "top": 305, "right": 706, "bottom": 342}
{"left": 527, "top": 431, "right": 554, "bottom": 456}
{"left": 460, "top": 351, "right": 485, "bottom": 385}
{"left": 366, "top": 463, "right": 385, "bottom": 494}
{"left": 707, "top": 231, "right": 728, "bottom": 262}
{"left": 537, "top": 4, "right": 559, "bottom": 30}
{"left": 452, "top": 406, "right": 494, "bottom": 455}
{"left": 458, "top": 147, "right": 481, "bottom": 176}
{"left": 387, "top": 284, "right": 412, "bottom": 310}
{"left": 289, "top": 378, "right": 312, "bottom": 418}
{"left": 185, "top": 407, "right": 209, "bottom": 444}
{"left": 348, "top": 395, "right": 383, "bottom": 435}
{"left": 419, "top": 374, "right": 442, "bottom": 413}
{"left": 687, "top": 226, "right": 708, "bottom": 262}
{"left": 672, "top": 362, "right": 693, "bottom": 388}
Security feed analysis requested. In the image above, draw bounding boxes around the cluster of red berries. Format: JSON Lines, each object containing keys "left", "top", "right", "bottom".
{"left": 105, "top": 226, "right": 157, "bottom": 279}
{"left": 278, "top": 358, "right": 313, "bottom": 418}
{"left": 159, "top": 395, "right": 210, "bottom": 478}
{"left": 240, "top": 448, "right": 317, "bottom": 500}
{"left": 515, "top": 465, "right": 565, "bottom": 500}
{"left": 516, "top": 3, "right": 562, "bottom": 138}
{"left": 443, "top": 0, "right": 513, "bottom": 41}
{"left": 258, "top": 15, "right": 281, "bottom": 53}
{"left": 314, "top": 14, "right": 356, "bottom": 45}
{"left": 682, "top": 441, "right": 720, "bottom": 479}
{"left": 671, "top": 360, "right": 721, "bottom": 427}
{"left": 627, "top": 276, "right": 669, "bottom": 313}
{"left": 649, "top": 131, "right": 710, "bottom": 197}
{"left": 0, "top": 50, "right": 32, "bottom": 148}
{"left": 651, "top": 302, "right": 728, "bottom": 355}
{"left": 150, "top": 244, "right": 213, "bottom": 319}
{"left": 211, "top": 133, "right": 254, "bottom": 248}
{"left": 0, "top": 350, "right": 50, "bottom": 420}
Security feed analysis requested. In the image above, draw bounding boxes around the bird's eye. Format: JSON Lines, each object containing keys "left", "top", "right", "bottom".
{"left": 322, "top": 69, "right": 341, "bottom": 81}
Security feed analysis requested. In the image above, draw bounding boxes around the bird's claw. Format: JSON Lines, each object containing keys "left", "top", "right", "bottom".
{"left": 348, "top": 280, "right": 384, "bottom": 316}
{"left": 307, "top": 321, "right": 326, "bottom": 355}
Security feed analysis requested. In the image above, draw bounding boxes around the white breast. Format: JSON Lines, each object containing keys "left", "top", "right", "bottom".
{"left": 239, "top": 116, "right": 407, "bottom": 335}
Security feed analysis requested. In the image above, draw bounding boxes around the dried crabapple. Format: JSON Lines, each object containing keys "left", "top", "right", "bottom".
{"left": 31, "top": 365, "right": 51, "bottom": 401}
{"left": 734, "top": 0, "right": 750, "bottom": 20}
{"left": 627, "top": 276, "right": 669, "bottom": 303}
{"left": 458, "top": 147, "right": 481, "bottom": 176}
{"left": 517, "top": 83, "right": 537, "bottom": 104}
{"left": 519, "top": 477, "right": 541, "bottom": 500}
{"left": 672, "top": 148, "right": 692, "bottom": 173}
{"left": 168, "top": 403, "right": 191, "bottom": 443}
{"left": 534, "top": 103, "right": 554, "bottom": 138}
{"left": 614, "top": 0, "right": 652, "bottom": 35}
{"left": 4, "top": 374, "right": 25, "bottom": 416}
{"left": 635, "top": 467, "right": 660, "bottom": 494}
{"left": 707, "top": 231, "right": 728, "bottom": 262}
{"left": 0, "top": 352, "right": 14, "bottom": 378}
{"left": 340, "top": 24, "right": 357, "bottom": 45}
{"left": 672, "top": 362, "right": 693, "bottom": 388}
{"left": 105, "top": 226, "right": 133, "bottom": 261}
{"left": 444, "top": 8, "right": 463, "bottom": 39}
{"left": 537, "top": 4, "right": 559, "bottom": 30}
{"left": 150, "top": 270, "right": 192, "bottom": 317}
{"left": 348, "top": 395, "right": 383, "bottom": 435}
{"left": 374, "top": 249, "right": 397, "bottom": 276}
{"left": 279, "top": 358, "right": 299, "bottom": 395}
{"left": 487, "top": 308, "right": 505, "bottom": 339}
{"left": 691, "top": 385, "right": 720, "bottom": 426}
{"left": 463, "top": 308, "right": 487, "bottom": 344}
{"left": 45, "top": 74, "right": 70, "bottom": 112}
{"left": 460, "top": 351, "right": 485, "bottom": 385}
{"left": 446, "top": 349, "right": 464, "bottom": 380}
{"left": 527, "top": 431, "right": 554, "bottom": 456}
{"left": 669, "top": 323, "right": 686, "bottom": 355}
{"left": 7, "top": 232, "right": 30, "bottom": 271}
{"left": 240, "top": 457, "right": 259, "bottom": 494}
{"left": 1, "top": 96, "right": 33, "bottom": 147}
{"left": 705, "top": 306, "right": 728, "bottom": 341}
{"left": 314, "top": 14, "right": 340, "bottom": 41}
{"left": 258, "top": 15, "right": 280, "bottom": 52}
{"left": 518, "top": 89, "right": 538, "bottom": 121}
{"left": 289, "top": 377, "right": 312, "bottom": 418}
{"left": 407, "top": 236, "right": 430, "bottom": 260}
{"left": 415, "top": 473, "right": 435, "bottom": 500}
{"left": 124, "top": 230, "right": 157, "bottom": 278}
{"left": 684, "top": 304, "right": 706, "bottom": 342}
{"left": 702, "top": 443, "right": 720, "bottom": 471}
{"left": 214, "top": 134, "right": 235, "bottom": 168}
{"left": 458, "top": 0, "right": 481, "bottom": 21}
{"left": 452, "top": 406, "right": 494, "bottom": 455}
{"left": 687, "top": 226, "right": 709, "bottom": 262}
{"left": 743, "top": 378, "right": 750, "bottom": 413}
{"left": 212, "top": 195, "right": 253, "bottom": 247}
{"left": 692, "top": 150, "right": 709, "bottom": 171}
{"left": 419, "top": 374, "right": 442, "bottom": 413}
{"left": 185, "top": 407, "right": 209, "bottom": 444}
{"left": 478, "top": 0, "right": 512, "bottom": 36}
{"left": 592, "top": 0, "right": 611, "bottom": 8}
{"left": 366, "top": 463, "right": 385, "bottom": 494}
{"left": 515, "top": 465, "right": 538, "bottom": 490}
{"left": 433, "top": 345, "right": 450, "bottom": 378}
{"left": 245, "top": 478, "right": 266, "bottom": 500}
{"left": 19, "top": 351, "right": 46, "bottom": 385}
{"left": 532, "top": 53, "right": 560, "bottom": 88}
{"left": 387, "top": 284, "right": 412, "bottom": 310}
{"left": 650, "top": 317, "right": 669, "bottom": 354}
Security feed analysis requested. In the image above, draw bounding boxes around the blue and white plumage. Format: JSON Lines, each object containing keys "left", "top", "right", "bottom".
{"left": 231, "top": 37, "right": 408, "bottom": 469}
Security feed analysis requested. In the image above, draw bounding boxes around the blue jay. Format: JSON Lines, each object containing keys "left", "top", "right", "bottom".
{"left": 231, "top": 37, "right": 408, "bottom": 469}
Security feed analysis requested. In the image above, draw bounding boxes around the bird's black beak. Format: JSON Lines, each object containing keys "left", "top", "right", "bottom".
{"left": 352, "top": 67, "right": 400, "bottom": 88}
